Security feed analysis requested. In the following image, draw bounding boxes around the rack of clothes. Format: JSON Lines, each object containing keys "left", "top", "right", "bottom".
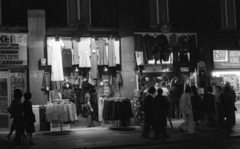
{"left": 134, "top": 32, "right": 197, "bottom": 74}
{"left": 45, "top": 99, "right": 77, "bottom": 133}
{"left": 101, "top": 97, "right": 133, "bottom": 128}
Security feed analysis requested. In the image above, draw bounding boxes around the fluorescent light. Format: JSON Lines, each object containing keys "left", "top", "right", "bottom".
{"left": 212, "top": 71, "right": 240, "bottom": 77}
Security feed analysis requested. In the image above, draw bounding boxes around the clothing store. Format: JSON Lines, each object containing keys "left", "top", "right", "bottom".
{"left": 134, "top": 32, "right": 200, "bottom": 96}
{"left": 0, "top": 33, "right": 28, "bottom": 131}
{"left": 211, "top": 50, "right": 240, "bottom": 101}
{"left": 43, "top": 35, "right": 134, "bottom": 131}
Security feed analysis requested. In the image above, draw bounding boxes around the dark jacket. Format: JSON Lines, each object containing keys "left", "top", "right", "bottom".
{"left": 191, "top": 93, "right": 201, "bottom": 111}
{"left": 11, "top": 99, "right": 24, "bottom": 118}
{"left": 220, "top": 92, "right": 237, "bottom": 112}
{"left": 202, "top": 93, "right": 216, "bottom": 114}
{"left": 154, "top": 95, "right": 169, "bottom": 127}
{"left": 23, "top": 101, "right": 36, "bottom": 122}
{"left": 143, "top": 94, "right": 155, "bottom": 119}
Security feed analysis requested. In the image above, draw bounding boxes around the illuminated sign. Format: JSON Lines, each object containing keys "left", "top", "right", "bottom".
{"left": 0, "top": 33, "right": 27, "bottom": 66}
{"left": 213, "top": 50, "right": 240, "bottom": 68}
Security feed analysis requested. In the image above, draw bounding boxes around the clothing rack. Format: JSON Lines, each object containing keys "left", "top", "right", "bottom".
{"left": 50, "top": 99, "right": 71, "bottom": 135}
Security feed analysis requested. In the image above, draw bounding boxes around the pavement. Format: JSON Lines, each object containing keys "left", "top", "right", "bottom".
{"left": 1, "top": 114, "right": 240, "bottom": 149}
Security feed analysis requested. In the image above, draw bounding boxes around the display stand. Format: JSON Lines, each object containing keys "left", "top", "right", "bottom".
{"left": 48, "top": 94, "right": 71, "bottom": 135}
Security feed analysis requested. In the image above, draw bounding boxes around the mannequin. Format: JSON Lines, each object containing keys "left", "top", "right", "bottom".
{"left": 62, "top": 82, "right": 74, "bottom": 102}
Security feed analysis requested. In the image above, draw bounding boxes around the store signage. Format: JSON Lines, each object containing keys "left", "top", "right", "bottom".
{"left": 40, "top": 58, "right": 46, "bottom": 66}
{"left": 213, "top": 50, "right": 240, "bottom": 68}
{"left": 0, "top": 33, "right": 27, "bottom": 66}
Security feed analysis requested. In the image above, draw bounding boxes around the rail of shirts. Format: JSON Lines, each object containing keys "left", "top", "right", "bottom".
{"left": 98, "top": 97, "right": 133, "bottom": 121}
{"left": 47, "top": 36, "right": 121, "bottom": 81}
{"left": 45, "top": 99, "right": 78, "bottom": 123}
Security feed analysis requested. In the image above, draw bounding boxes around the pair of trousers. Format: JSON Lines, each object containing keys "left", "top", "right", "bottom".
{"left": 223, "top": 110, "right": 235, "bottom": 139}
{"left": 13, "top": 117, "right": 24, "bottom": 144}
{"left": 200, "top": 113, "right": 218, "bottom": 130}
{"left": 179, "top": 113, "right": 194, "bottom": 134}
{"left": 172, "top": 98, "right": 180, "bottom": 118}
{"left": 142, "top": 117, "right": 154, "bottom": 137}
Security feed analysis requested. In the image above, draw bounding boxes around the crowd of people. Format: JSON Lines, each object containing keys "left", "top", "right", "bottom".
{"left": 5, "top": 89, "right": 36, "bottom": 146}
{"left": 141, "top": 81, "right": 237, "bottom": 142}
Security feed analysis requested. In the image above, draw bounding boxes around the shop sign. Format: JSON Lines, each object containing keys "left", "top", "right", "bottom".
{"left": 213, "top": 50, "right": 240, "bottom": 68}
{"left": 0, "top": 33, "right": 27, "bottom": 66}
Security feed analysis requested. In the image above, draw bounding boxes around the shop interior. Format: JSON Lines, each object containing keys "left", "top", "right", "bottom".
{"left": 212, "top": 71, "right": 240, "bottom": 101}
{"left": 44, "top": 35, "right": 129, "bottom": 131}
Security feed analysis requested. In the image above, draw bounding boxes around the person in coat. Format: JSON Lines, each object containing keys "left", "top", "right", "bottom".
{"left": 10, "top": 89, "right": 25, "bottom": 145}
{"left": 153, "top": 88, "right": 170, "bottom": 142}
{"left": 23, "top": 92, "right": 36, "bottom": 146}
{"left": 199, "top": 86, "right": 218, "bottom": 132}
{"left": 141, "top": 86, "right": 156, "bottom": 139}
{"left": 220, "top": 85, "right": 237, "bottom": 140}
{"left": 179, "top": 86, "right": 195, "bottom": 135}
{"left": 190, "top": 85, "right": 202, "bottom": 129}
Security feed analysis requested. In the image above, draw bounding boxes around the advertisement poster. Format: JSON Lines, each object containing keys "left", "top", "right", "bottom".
{"left": 0, "top": 33, "right": 27, "bottom": 66}
{"left": 213, "top": 50, "right": 240, "bottom": 68}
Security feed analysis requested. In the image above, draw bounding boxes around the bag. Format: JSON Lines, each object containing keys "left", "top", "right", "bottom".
{"left": 7, "top": 103, "right": 13, "bottom": 115}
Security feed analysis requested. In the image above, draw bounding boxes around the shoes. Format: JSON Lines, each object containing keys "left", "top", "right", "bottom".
{"left": 141, "top": 134, "right": 149, "bottom": 139}
{"left": 29, "top": 141, "right": 35, "bottom": 145}
{"left": 4, "top": 135, "right": 10, "bottom": 141}
{"left": 179, "top": 127, "right": 184, "bottom": 133}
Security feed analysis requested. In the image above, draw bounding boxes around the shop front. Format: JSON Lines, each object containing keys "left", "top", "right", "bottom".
{"left": 211, "top": 50, "right": 240, "bottom": 102}
{"left": 133, "top": 32, "right": 201, "bottom": 119}
{"left": 0, "top": 33, "right": 28, "bottom": 131}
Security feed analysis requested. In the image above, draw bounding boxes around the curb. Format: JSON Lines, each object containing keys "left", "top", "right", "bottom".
{"left": 72, "top": 134, "right": 240, "bottom": 149}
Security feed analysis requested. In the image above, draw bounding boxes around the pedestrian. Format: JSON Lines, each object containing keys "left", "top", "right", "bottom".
{"left": 8, "top": 89, "right": 25, "bottom": 145}
{"left": 190, "top": 86, "right": 202, "bottom": 129}
{"left": 82, "top": 88, "right": 96, "bottom": 127}
{"left": 141, "top": 86, "right": 156, "bottom": 139}
{"left": 153, "top": 88, "right": 170, "bottom": 142}
{"left": 220, "top": 84, "right": 237, "bottom": 141}
{"left": 179, "top": 86, "right": 195, "bottom": 135}
{"left": 225, "top": 83, "right": 236, "bottom": 126}
{"left": 23, "top": 92, "right": 36, "bottom": 146}
{"left": 169, "top": 83, "right": 182, "bottom": 119}
{"left": 199, "top": 86, "right": 218, "bottom": 132}
{"left": 215, "top": 85, "right": 225, "bottom": 129}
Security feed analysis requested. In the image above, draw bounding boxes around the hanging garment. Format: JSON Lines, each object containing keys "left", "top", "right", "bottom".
{"left": 135, "top": 51, "right": 144, "bottom": 66}
{"left": 114, "top": 39, "right": 120, "bottom": 65}
{"left": 90, "top": 39, "right": 98, "bottom": 79}
{"left": 197, "top": 62, "right": 207, "bottom": 87}
{"left": 178, "top": 35, "right": 190, "bottom": 50}
{"left": 78, "top": 38, "right": 91, "bottom": 68}
{"left": 47, "top": 37, "right": 54, "bottom": 66}
{"left": 42, "top": 71, "right": 51, "bottom": 91}
{"left": 48, "top": 38, "right": 65, "bottom": 81}
{"left": 108, "top": 38, "right": 116, "bottom": 67}
{"left": 62, "top": 49, "right": 72, "bottom": 68}
{"left": 169, "top": 34, "right": 179, "bottom": 48}
{"left": 116, "top": 71, "right": 123, "bottom": 84}
{"left": 96, "top": 38, "right": 108, "bottom": 65}
{"left": 72, "top": 39, "right": 79, "bottom": 65}
{"left": 188, "top": 34, "right": 197, "bottom": 72}
{"left": 62, "top": 37, "right": 74, "bottom": 66}
{"left": 142, "top": 34, "right": 154, "bottom": 61}
{"left": 179, "top": 50, "right": 189, "bottom": 66}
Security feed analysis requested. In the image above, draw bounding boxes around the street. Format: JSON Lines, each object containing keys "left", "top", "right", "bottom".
{"left": 123, "top": 138, "right": 240, "bottom": 149}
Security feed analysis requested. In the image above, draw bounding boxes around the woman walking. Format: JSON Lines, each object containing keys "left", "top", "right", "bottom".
{"left": 179, "top": 86, "right": 195, "bottom": 135}
{"left": 23, "top": 92, "right": 36, "bottom": 146}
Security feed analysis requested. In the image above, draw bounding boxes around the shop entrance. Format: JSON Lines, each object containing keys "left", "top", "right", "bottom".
{"left": 0, "top": 69, "right": 27, "bottom": 131}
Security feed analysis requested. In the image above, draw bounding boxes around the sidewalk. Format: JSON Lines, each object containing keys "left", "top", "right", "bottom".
{"left": 1, "top": 117, "right": 240, "bottom": 149}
